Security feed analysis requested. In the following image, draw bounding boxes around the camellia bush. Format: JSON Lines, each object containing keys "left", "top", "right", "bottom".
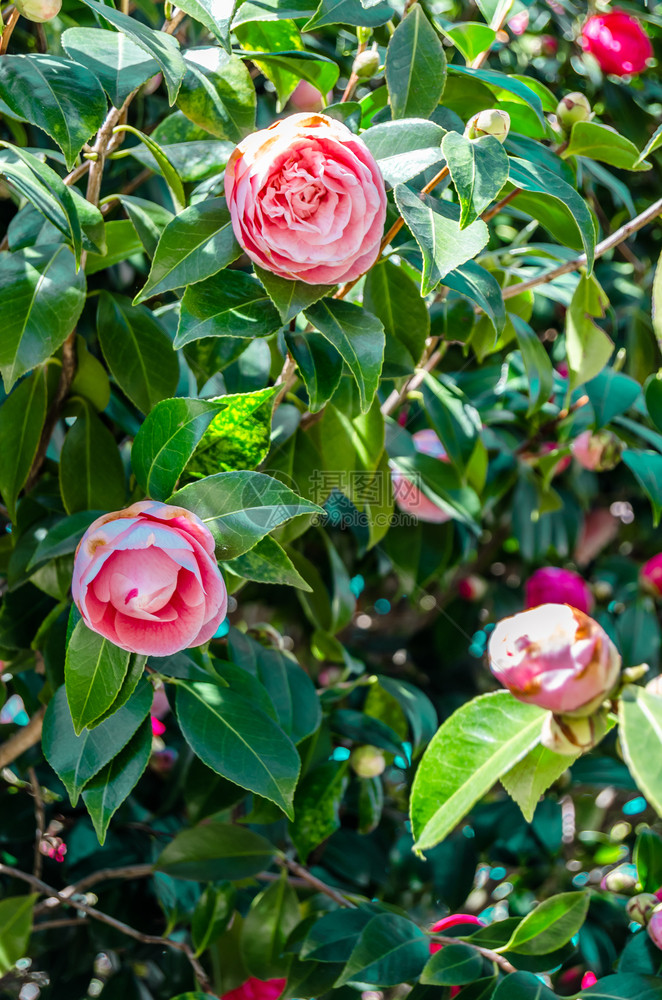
{"left": 6, "top": 0, "right": 662, "bottom": 996}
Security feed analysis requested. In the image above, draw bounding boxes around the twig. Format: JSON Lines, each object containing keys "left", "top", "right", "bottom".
{"left": 0, "top": 863, "right": 212, "bottom": 992}
{"left": 273, "top": 354, "right": 298, "bottom": 408}
{"left": 0, "top": 708, "right": 45, "bottom": 770}
{"left": 482, "top": 188, "right": 521, "bottom": 223}
{"left": 340, "top": 39, "right": 367, "bottom": 103}
{"left": 34, "top": 863, "right": 154, "bottom": 916}
{"left": 280, "top": 857, "right": 358, "bottom": 908}
{"left": 0, "top": 8, "right": 19, "bottom": 54}
{"left": 380, "top": 338, "right": 443, "bottom": 416}
{"left": 163, "top": 7, "right": 187, "bottom": 34}
{"left": 33, "top": 917, "right": 88, "bottom": 932}
{"left": 28, "top": 767, "right": 45, "bottom": 880}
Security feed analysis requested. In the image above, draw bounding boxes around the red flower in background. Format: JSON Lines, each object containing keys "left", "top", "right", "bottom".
{"left": 581, "top": 10, "right": 652, "bottom": 76}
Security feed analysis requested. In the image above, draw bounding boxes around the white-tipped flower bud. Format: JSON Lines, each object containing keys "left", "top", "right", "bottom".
{"left": 556, "top": 92, "right": 592, "bottom": 128}
{"left": 15, "top": 0, "right": 61, "bottom": 20}
{"left": 541, "top": 711, "right": 609, "bottom": 756}
{"left": 628, "top": 893, "right": 660, "bottom": 926}
{"left": 465, "top": 109, "right": 511, "bottom": 143}
{"left": 352, "top": 49, "right": 380, "bottom": 79}
{"left": 350, "top": 745, "right": 386, "bottom": 778}
{"left": 601, "top": 865, "right": 638, "bottom": 893}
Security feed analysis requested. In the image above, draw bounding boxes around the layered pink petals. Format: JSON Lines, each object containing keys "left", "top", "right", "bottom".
{"left": 392, "top": 429, "right": 451, "bottom": 524}
{"left": 581, "top": 10, "right": 652, "bottom": 76}
{"left": 525, "top": 567, "right": 593, "bottom": 615}
{"left": 488, "top": 604, "right": 621, "bottom": 716}
{"left": 224, "top": 113, "right": 387, "bottom": 285}
{"left": 72, "top": 501, "right": 228, "bottom": 657}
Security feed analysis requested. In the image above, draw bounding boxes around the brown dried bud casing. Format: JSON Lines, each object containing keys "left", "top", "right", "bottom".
{"left": 541, "top": 710, "right": 609, "bottom": 756}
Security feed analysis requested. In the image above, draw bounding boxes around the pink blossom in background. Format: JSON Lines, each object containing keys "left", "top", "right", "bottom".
{"left": 151, "top": 716, "right": 166, "bottom": 737}
{"left": 509, "top": 10, "right": 529, "bottom": 34}
{"left": 525, "top": 567, "right": 593, "bottom": 614}
{"left": 288, "top": 80, "right": 331, "bottom": 112}
{"left": 392, "top": 429, "right": 452, "bottom": 524}
{"left": 641, "top": 553, "right": 662, "bottom": 597}
{"left": 488, "top": 603, "right": 621, "bottom": 715}
{"left": 581, "top": 972, "right": 598, "bottom": 989}
{"left": 151, "top": 684, "right": 171, "bottom": 719}
{"left": 72, "top": 501, "right": 227, "bottom": 657}
{"left": 224, "top": 113, "right": 387, "bottom": 285}
{"left": 581, "top": 10, "right": 652, "bottom": 76}
{"left": 222, "top": 978, "right": 286, "bottom": 1000}
{"left": 574, "top": 509, "right": 620, "bottom": 566}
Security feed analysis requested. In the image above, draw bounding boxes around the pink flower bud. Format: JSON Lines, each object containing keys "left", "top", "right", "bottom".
{"left": 581, "top": 972, "right": 598, "bottom": 989}
{"left": 571, "top": 430, "right": 622, "bottom": 472}
{"left": 540, "top": 35, "right": 559, "bottom": 56}
{"left": 15, "top": 0, "right": 61, "bottom": 21}
{"left": 429, "top": 914, "right": 486, "bottom": 954}
{"left": 641, "top": 554, "right": 662, "bottom": 597}
{"left": 508, "top": 10, "right": 529, "bottom": 34}
{"left": 488, "top": 604, "right": 621, "bottom": 716}
{"left": 392, "top": 429, "right": 452, "bottom": 524}
{"left": 151, "top": 716, "right": 166, "bottom": 737}
{"left": 288, "top": 81, "right": 332, "bottom": 112}
{"left": 581, "top": 10, "right": 652, "bottom": 77}
{"left": 222, "top": 979, "right": 287, "bottom": 1000}
{"left": 648, "top": 905, "right": 662, "bottom": 950}
{"left": 541, "top": 710, "right": 609, "bottom": 756}
{"left": 72, "top": 501, "right": 228, "bottom": 657}
{"left": 627, "top": 893, "right": 659, "bottom": 925}
{"left": 525, "top": 567, "right": 593, "bottom": 615}
{"left": 574, "top": 509, "right": 619, "bottom": 566}
{"left": 601, "top": 864, "right": 638, "bottom": 893}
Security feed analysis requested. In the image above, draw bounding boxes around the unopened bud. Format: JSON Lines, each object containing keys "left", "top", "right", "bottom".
{"left": 628, "top": 893, "right": 660, "bottom": 926}
{"left": 352, "top": 49, "right": 380, "bottom": 79}
{"left": 351, "top": 745, "right": 386, "bottom": 778}
{"left": 457, "top": 575, "right": 488, "bottom": 603}
{"left": 465, "top": 109, "right": 511, "bottom": 143}
{"left": 15, "top": 0, "right": 61, "bottom": 20}
{"left": 541, "top": 711, "right": 609, "bottom": 756}
{"left": 556, "top": 92, "right": 592, "bottom": 128}
{"left": 649, "top": 905, "right": 662, "bottom": 949}
{"left": 592, "top": 580, "right": 613, "bottom": 603}
{"left": 601, "top": 865, "right": 638, "bottom": 893}
{"left": 571, "top": 430, "right": 623, "bottom": 472}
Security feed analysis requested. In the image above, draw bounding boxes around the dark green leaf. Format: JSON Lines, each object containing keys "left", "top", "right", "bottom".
{"left": 362, "top": 119, "right": 446, "bottom": 187}
{"left": 226, "top": 535, "right": 313, "bottom": 591}
{"left": 254, "top": 266, "right": 334, "bottom": 324}
{"left": 61, "top": 27, "right": 159, "bottom": 107}
{"left": 59, "top": 403, "right": 126, "bottom": 515}
{"left": 422, "top": 372, "right": 481, "bottom": 474}
{"left": 504, "top": 892, "right": 589, "bottom": 955}
{"left": 442, "top": 130, "right": 509, "bottom": 228}
{"left": 285, "top": 329, "right": 343, "bottom": 412}
{"left": 156, "top": 820, "right": 275, "bottom": 880}
{"left": 337, "top": 914, "right": 429, "bottom": 987}
{"left": 241, "top": 876, "right": 301, "bottom": 978}
{"left": 385, "top": 7, "right": 446, "bottom": 120}
{"left": 289, "top": 760, "right": 348, "bottom": 861}
{"left": 178, "top": 47, "right": 256, "bottom": 141}
{"left": 65, "top": 619, "right": 134, "bottom": 735}
{"left": 623, "top": 450, "right": 662, "bottom": 526}
{"left": 82, "top": 718, "right": 152, "bottom": 843}
{"left": 176, "top": 269, "right": 283, "bottom": 345}
{"left": 303, "top": 0, "right": 395, "bottom": 31}
{"left": 0, "top": 370, "right": 47, "bottom": 521}
{"left": 0, "top": 895, "right": 37, "bottom": 976}
{"left": 421, "top": 943, "right": 485, "bottom": 985}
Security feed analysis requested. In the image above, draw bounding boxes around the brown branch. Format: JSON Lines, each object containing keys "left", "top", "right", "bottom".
{"left": 0, "top": 708, "right": 45, "bottom": 770}
{"left": 28, "top": 766, "right": 45, "bottom": 880}
{"left": 482, "top": 187, "right": 521, "bottom": 223}
{"left": 431, "top": 934, "right": 517, "bottom": 975}
{"left": 0, "top": 863, "right": 212, "bottom": 992}
{"left": 273, "top": 353, "right": 298, "bottom": 408}
{"left": 34, "top": 917, "right": 89, "bottom": 932}
{"left": 380, "top": 337, "right": 443, "bottom": 416}
{"left": 0, "top": 8, "right": 19, "bottom": 54}
{"left": 279, "top": 857, "right": 358, "bottom": 908}
{"left": 34, "top": 863, "right": 154, "bottom": 916}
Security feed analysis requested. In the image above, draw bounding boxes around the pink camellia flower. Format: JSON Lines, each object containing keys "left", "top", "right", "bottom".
{"left": 641, "top": 553, "right": 662, "bottom": 597}
{"left": 72, "top": 501, "right": 228, "bottom": 657}
{"left": 224, "top": 113, "right": 387, "bottom": 285}
{"left": 222, "top": 978, "right": 286, "bottom": 1000}
{"left": 574, "top": 508, "right": 619, "bottom": 566}
{"left": 488, "top": 603, "right": 621, "bottom": 716}
{"left": 288, "top": 80, "right": 332, "bottom": 112}
{"left": 509, "top": 10, "right": 529, "bottom": 34}
{"left": 151, "top": 716, "right": 167, "bottom": 737}
{"left": 580, "top": 10, "right": 652, "bottom": 76}
{"left": 581, "top": 972, "right": 598, "bottom": 989}
{"left": 430, "top": 916, "right": 486, "bottom": 999}
{"left": 525, "top": 567, "right": 593, "bottom": 615}
{"left": 648, "top": 905, "right": 662, "bottom": 951}
{"left": 392, "top": 429, "right": 451, "bottom": 525}
{"left": 571, "top": 430, "right": 622, "bottom": 472}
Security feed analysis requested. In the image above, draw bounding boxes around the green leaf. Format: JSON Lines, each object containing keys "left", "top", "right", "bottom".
{"left": 175, "top": 680, "right": 301, "bottom": 817}
{"left": 444, "top": 261, "right": 506, "bottom": 336}
{"left": 385, "top": 6, "right": 446, "bottom": 120}
{"left": 337, "top": 914, "right": 429, "bottom": 987}
{"left": 254, "top": 266, "right": 333, "bottom": 324}
{"left": 186, "top": 387, "right": 276, "bottom": 477}
{"left": 192, "top": 883, "right": 236, "bottom": 956}
{"left": 0, "top": 55, "right": 107, "bottom": 170}
{"left": 503, "top": 892, "right": 589, "bottom": 955}
{"left": 410, "top": 691, "right": 545, "bottom": 851}
{"left": 42, "top": 680, "right": 152, "bottom": 804}
{"left": 362, "top": 119, "right": 446, "bottom": 188}
{"left": 85, "top": 219, "right": 144, "bottom": 275}
{"left": 135, "top": 198, "right": 241, "bottom": 302}
{"left": 289, "top": 760, "right": 348, "bottom": 861}
{"left": 178, "top": 47, "right": 256, "bottom": 141}
{"left": 303, "top": 0, "right": 395, "bottom": 31}
{"left": 0, "top": 370, "right": 47, "bottom": 521}
{"left": 59, "top": 403, "right": 126, "bottom": 515}
{"left": 441, "top": 21, "right": 497, "bottom": 61}
{"left": 394, "top": 184, "right": 489, "bottom": 295}
{"left": 304, "top": 298, "right": 385, "bottom": 413}
{"left": 492, "top": 971, "right": 558, "bottom": 1000}
{"left": 0, "top": 895, "right": 37, "bottom": 976}
{"left": 285, "top": 329, "right": 343, "bottom": 413}
{"left": 562, "top": 121, "right": 650, "bottom": 172}
{"left": 442, "top": 130, "right": 509, "bottom": 228}
{"left": 0, "top": 244, "right": 86, "bottom": 391}
{"left": 132, "top": 397, "right": 225, "bottom": 500}
{"left": 82, "top": 718, "right": 152, "bottom": 843}
{"left": 28, "top": 511, "right": 103, "bottom": 570}
{"left": 364, "top": 259, "right": 429, "bottom": 375}
{"left": 587, "top": 369, "right": 641, "bottom": 428}
{"left": 623, "top": 450, "right": 662, "bottom": 525}
{"left": 65, "top": 619, "right": 135, "bottom": 735}
{"left": 78, "top": 0, "right": 186, "bottom": 104}
{"left": 501, "top": 743, "right": 576, "bottom": 823}
{"left": 176, "top": 269, "right": 283, "bottom": 345}
{"left": 634, "top": 829, "right": 662, "bottom": 894}
{"left": 61, "top": 27, "right": 159, "bottom": 108}
{"left": 421, "top": 943, "right": 485, "bottom": 985}
{"left": 378, "top": 676, "right": 437, "bottom": 756}
{"left": 176, "top": 0, "right": 236, "bottom": 49}
{"left": 235, "top": 21, "right": 337, "bottom": 110}
{"left": 421, "top": 372, "right": 481, "bottom": 474}
{"left": 637, "top": 123, "right": 662, "bottom": 166}
{"left": 156, "top": 821, "right": 275, "bottom": 881}
{"left": 652, "top": 248, "right": 662, "bottom": 355}
{"left": 448, "top": 65, "right": 545, "bottom": 125}
{"left": 241, "top": 876, "right": 301, "bottom": 978}
{"left": 97, "top": 293, "right": 179, "bottom": 413}
{"left": 619, "top": 685, "right": 662, "bottom": 814}
{"left": 113, "top": 124, "right": 186, "bottom": 213}
{"left": 301, "top": 909, "right": 375, "bottom": 962}
{"left": 115, "top": 195, "right": 174, "bottom": 258}
{"left": 170, "top": 470, "right": 322, "bottom": 559}
{"left": 511, "top": 315, "right": 555, "bottom": 416}
{"left": 226, "top": 535, "right": 313, "bottom": 591}
{"left": 565, "top": 273, "right": 613, "bottom": 390}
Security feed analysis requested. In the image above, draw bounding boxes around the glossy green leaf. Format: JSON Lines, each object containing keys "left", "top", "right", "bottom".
{"left": 504, "top": 892, "right": 589, "bottom": 955}
{"left": 176, "top": 0, "right": 236, "bottom": 49}
{"left": 421, "top": 943, "right": 485, "bottom": 985}
{"left": 226, "top": 535, "right": 313, "bottom": 591}
{"left": 362, "top": 119, "right": 446, "bottom": 187}
{"left": 587, "top": 369, "right": 641, "bottom": 428}
{"left": 394, "top": 184, "right": 489, "bottom": 295}
{"left": 254, "top": 266, "right": 333, "bottom": 324}
{"left": 0, "top": 55, "right": 107, "bottom": 169}
{"left": 42, "top": 681, "right": 152, "bottom": 804}
{"left": 411, "top": 691, "right": 546, "bottom": 851}
{"left": 422, "top": 372, "right": 481, "bottom": 474}
{"left": 0, "top": 244, "right": 86, "bottom": 391}
{"left": 115, "top": 195, "right": 174, "bottom": 258}
{"left": 59, "top": 403, "right": 126, "bottom": 515}
{"left": 236, "top": 21, "right": 337, "bottom": 110}
{"left": 192, "top": 883, "right": 236, "bottom": 957}
{"left": 28, "top": 511, "right": 103, "bottom": 570}
{"left": 156, "top": 820, "right": 275, "bottom": 881}
{"left": 501, "top": 743, "right": 576, "bottom": 823}
{"left": 492, "top": 971, "right": 558, "bottom": 1000}
{"left": 449, "top": 65, "right": 545, "bottom": 124}
{"left": 0, "top": 895, "right": 37, "bottom": 975}
{"left": 565, "top": 273, "right": 613, "bottom": 390}
{"left": 563, "top": 121, "right": 650, "bottom": 172}
{"left": 82, "top": 718, "right": 152, "bottom": 843}
{"left": 85, "top": 219, "right": 144, "bottom": 275}
{"left": 289, "top": 760, "right": 348, "bottom": 861}
{"left": 175, "top": 680, "right": 301, "bottom": 816}
{"left": 132, "top": 397, "right": 225, "bottom": 500}
{"left": 65, "top": 619, "right": 135, "bottom": 735}
{"left": 241, "top": 876, "right": 301, "bottom": 978}
{"left": 301, "top": 909, "right": 374, "bottom": 963}
{"left": 442, "top": 21, "right": 497, "bottom": 61}
{"left": 385, "top": 6, "right": 446, "bottom": 120}
{"left": 511, "top": 315, "right": 555, "bottom": 415}
{"left": 176, "top": 270, "right": 283, "bottom": 345}
{"left": 442, "top": 130, "right": 509, "bottom": 228}
{"left": 113, "top": 124, "right": 186, "bottom": 213}
{"left": 178, "top": 47, "right": 256, "bottom": 141}
{"left": 135, "top": 198, "right": 241, "bottom": 302}
{"left": 78, "top": 0, "right": 186, "bottom": 104}
{"left": 97, "top": 293, "right": 179, "bottom": 413}
{"left": 303, "top": 0, "right": 395, "bottom": 31}
{"left": 364, "top": 259, "right": 429, "bottom": 375}
{"left": 304, "top": 298, "right": 385, "bottom": 413}
{"left": 619, "top": 685, "right": 662, "bottom": 814}
{"left": 634, "top": 829, "right": 662, "bottom": 894}
{"left": 624, "top": 450, "right": 662, "bottom": 524}
{"left": 285, "top": 329, "right": 344, "bottom": 412}
{"left": 337, "top": 914, "right": 429, "bottom": 987}
{"left": 0, "top": 370, "right": 47, "bottom": 521}
{"left": 61, "top": 27, "right": 159, "bottom": 107}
